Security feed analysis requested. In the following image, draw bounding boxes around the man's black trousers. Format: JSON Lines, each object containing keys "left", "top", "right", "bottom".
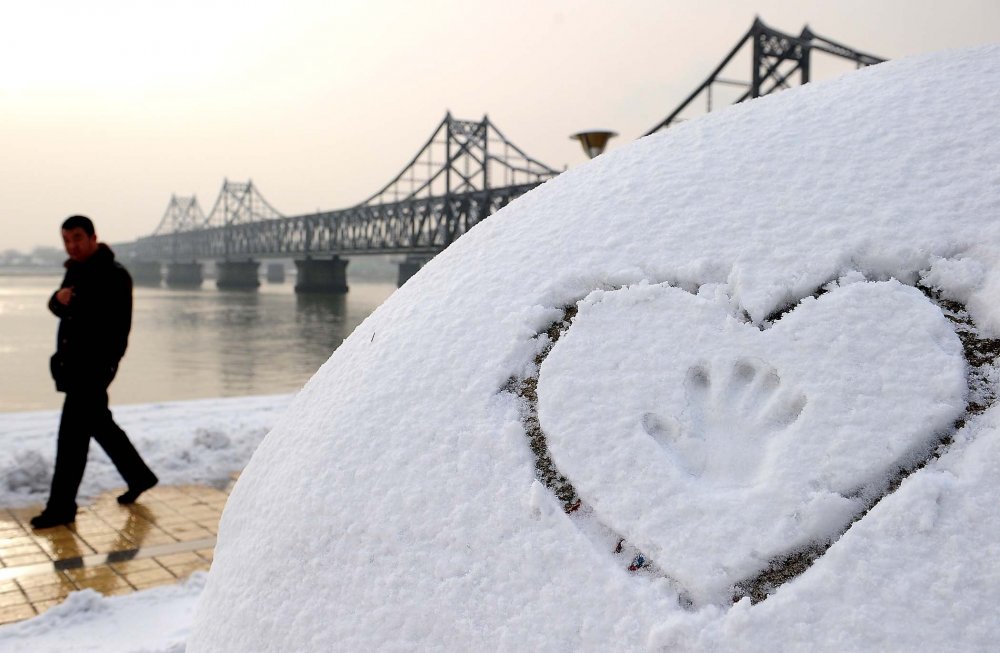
{"left": 46, "top": 387, "right": 156, "bottom": 516}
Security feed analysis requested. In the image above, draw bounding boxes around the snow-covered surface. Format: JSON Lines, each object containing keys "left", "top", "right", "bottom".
{"left": 0, "top": 394, "right": 290, "bottom": 507}
{"left": 0, "top": 574, "right": 205, "bottom": 653}
{"left": 0, "top": 395, "right": 288, "bottom": 652}
{"left": 540, "top": 279, "right": 967, "bottom": 604}
{"left": 186, "top": 44, "right": 1000, "bottom": 651}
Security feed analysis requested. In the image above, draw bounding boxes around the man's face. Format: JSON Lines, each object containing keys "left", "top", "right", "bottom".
{"left": 62, "top": 228, "right": 99, "bottom": 262}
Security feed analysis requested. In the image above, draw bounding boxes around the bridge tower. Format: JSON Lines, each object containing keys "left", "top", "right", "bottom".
{"left": 646, "top": 17, "right": 884, "bottom": 134}
{"left": 355, "top": 112, "right": 559, "bottom": 285}
{"left": 205, "top": 180, "right": 283, "bottom": 289}
{"left": 142, "top": 194, "right": 209, "bottom": 287}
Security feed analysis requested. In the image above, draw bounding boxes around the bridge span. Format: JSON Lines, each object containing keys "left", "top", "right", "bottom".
{"left": 120, "top": 113, "right": 560, "bottom": 290}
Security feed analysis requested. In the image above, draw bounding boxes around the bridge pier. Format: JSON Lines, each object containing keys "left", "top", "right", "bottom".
{"left": 126, "top": 261, "right": 162, "bottom": 286}
{"left": 216, "top": 260, "right": 261, "bottom": 290}
{"left": 294, "top": 257, "right": 349, "bottom": 293}
{"left": 266, "top": 263, "right": 286, "bottom": 284}
{"left": 397, "top": 254, "right": 433, "bottom": 287}
{"left": 165, "top": 262, "right": 204, "bottom": 288}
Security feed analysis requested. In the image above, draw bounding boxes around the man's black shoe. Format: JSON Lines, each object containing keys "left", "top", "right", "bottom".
{"left": 117, "top": 476, "right": 158, "bottom": 505}
{"left": 30, "top": 511, "right": 75, "bottom": 529}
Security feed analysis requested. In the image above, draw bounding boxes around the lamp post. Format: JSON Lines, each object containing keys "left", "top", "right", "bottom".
{"left": 570, "top": 130, "right": 618, "bottom": 159}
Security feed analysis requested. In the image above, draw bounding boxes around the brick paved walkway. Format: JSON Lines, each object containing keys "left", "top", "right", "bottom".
{"left": 0, "top": 484, "right": 228, "bottom": 625}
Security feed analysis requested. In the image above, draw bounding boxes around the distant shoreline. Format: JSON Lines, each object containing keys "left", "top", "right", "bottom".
{"left": 0, "top": 266, "right": 62, "bottom": 277}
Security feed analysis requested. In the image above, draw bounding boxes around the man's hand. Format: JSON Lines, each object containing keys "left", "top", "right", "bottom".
{"left": 55, "top": 287, "right": 74, "bottom": 306}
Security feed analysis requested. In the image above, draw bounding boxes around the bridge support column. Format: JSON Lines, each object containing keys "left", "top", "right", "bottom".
{"left": 266, "top": 263, "right": 286, "bottom": 284}
{"left": 165, "top": 262, "right": 203, "bottom": 288}
{"left": 397, "top": 254, "right": 433, "bottom": 287}
{"left": 216, "top": 260, "right": 261, "bottom": 290}
{"left": 294, "top": 256, "right": 349, "bottom": 294}
{"left": 126, "top": 261, "right": 162, "bottom": 286}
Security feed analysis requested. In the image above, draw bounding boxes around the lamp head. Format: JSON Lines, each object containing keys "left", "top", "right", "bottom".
{"left": 571, "top": 131, "right": 618, "bottom": 159}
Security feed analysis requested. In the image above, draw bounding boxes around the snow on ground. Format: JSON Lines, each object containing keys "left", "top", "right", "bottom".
{"left": 0, "top": 395, "right": 289, "bottom": 653}
{"left": 0, "top": 394, "right": 291, "bottom": 507}
{"left": 0, "top": 574, "right": 205, "bottom": 653}
{"left": 184, "top": 44, "right": 1000, "bottom": 652}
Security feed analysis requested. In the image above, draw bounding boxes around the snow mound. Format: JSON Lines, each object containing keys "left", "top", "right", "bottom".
{"left": 190, "top": 44, "right": 1000, "bottom": 652}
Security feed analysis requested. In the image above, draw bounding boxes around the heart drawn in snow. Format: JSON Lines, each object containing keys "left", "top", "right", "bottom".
{"left": 536, "top": 280, "right": 967, "bottom": 605}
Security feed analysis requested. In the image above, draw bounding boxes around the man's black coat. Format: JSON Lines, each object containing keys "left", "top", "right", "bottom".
{"left": 48, "top": 244, "right": 133, "bottom": 391}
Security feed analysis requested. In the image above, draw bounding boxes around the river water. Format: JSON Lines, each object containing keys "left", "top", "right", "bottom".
{"left": 0, "top": 272, "right": 397, "bottom": 413}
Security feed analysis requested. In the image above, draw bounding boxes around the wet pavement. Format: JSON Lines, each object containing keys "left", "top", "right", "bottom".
{"left": 0, "top": 484, "right": 228, "bottom": 625}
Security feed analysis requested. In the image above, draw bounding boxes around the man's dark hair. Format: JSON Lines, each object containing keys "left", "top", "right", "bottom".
{"left": 61, "top": 215, "right": 95, "bottom": 236}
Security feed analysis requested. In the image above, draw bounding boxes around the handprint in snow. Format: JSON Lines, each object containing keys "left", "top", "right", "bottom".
{"left": 642, "top": 358, "right": 807, "bottom": 487}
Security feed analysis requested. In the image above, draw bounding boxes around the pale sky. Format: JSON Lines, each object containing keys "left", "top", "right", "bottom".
{"left": 2, "top": 0, "right": 999, "bottom": 251}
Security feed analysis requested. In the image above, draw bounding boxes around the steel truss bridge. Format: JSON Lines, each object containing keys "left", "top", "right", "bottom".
{"left": 123, "top": 114, "right": 559, "bottom": 262}
{"left": 121, "top": 18, "right": 882, "bottom": 266}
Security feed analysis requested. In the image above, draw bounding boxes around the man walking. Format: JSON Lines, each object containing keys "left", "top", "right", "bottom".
{"left": 31, "top": 215, "right": 158, "bottom": 529}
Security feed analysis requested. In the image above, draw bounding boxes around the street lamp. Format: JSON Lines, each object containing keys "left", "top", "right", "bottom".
{"left": 570, "top": 130, "right": 618, "bottom": 159}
